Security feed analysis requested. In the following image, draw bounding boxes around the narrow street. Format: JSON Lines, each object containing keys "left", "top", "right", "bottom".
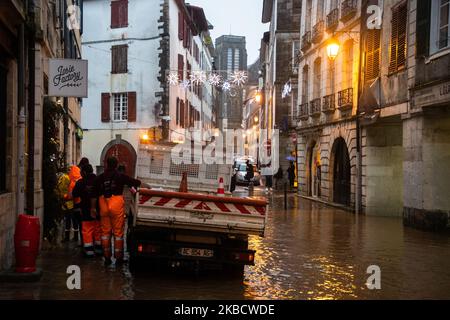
{"left": 1, "top": 189, "right": 449, "bottom": 300}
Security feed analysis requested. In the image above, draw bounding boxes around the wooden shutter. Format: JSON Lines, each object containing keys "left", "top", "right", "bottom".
{"left": 101, "top": 93, "right": 111, "bottom": 122}
{"left": 183, "top": 20, "right": 188, "bottom": 48}
{"left": 389, "top": 3, "right": 408, "bottom": 74}
{"left": 416, "top": 0, "right": 431, "bottom": 57}
{"left": 365, "top": 29, "right": 381, "bottom": 81}
{"left": 112, "top": 45, "right": 128, "bottom": 74}
{"left": 128, "top": 91, "right": 136, "bottom": 122}
{"left": 178, "top": 12, "right": 184, "bottom": 41}
{"left": 178, "top": 54, "right": 184, "bottom": 80}
{"left": 119, "top": 0, "right": 128, "bottom": 27}
{"left": 176, "top": 98, "right": 180, "bottom": 125}
{"left": 111, "top": 0, "right": 128, "bottom": 28}
{"left": 180, "top": 100, "right": 185, "bottom": 128}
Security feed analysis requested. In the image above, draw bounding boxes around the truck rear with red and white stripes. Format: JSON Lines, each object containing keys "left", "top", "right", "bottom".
{"left": 128, "top": 188, "right": 268, "bottom": 273}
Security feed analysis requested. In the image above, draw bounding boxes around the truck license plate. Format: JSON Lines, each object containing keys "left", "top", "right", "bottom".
{"left": 179, "top": 248, "right": 214, "bottom": 258}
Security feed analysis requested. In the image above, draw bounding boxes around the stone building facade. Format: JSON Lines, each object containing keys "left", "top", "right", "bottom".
{"left": 296, "top": 0, "right": 361, "bottom": 208}
{"left": 293, "top": 0, "right": 449, "bottom": 231}
{"left": 0, "top": 0, "right": 83, "bottom": 271}
{"left": 261, "top": 0, "right": 301, "bottom": 175}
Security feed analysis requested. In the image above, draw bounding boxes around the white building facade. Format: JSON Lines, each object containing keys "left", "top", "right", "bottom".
{"left": 82, "top": 0, "right": 215, "bottom": 175}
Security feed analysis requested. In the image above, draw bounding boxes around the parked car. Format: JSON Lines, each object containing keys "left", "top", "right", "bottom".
{"left": 235, "top": 163, "right": 261, "bottom": 186}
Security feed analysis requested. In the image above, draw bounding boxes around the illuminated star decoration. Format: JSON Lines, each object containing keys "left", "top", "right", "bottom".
{"left": 190, "top": 71, "right": 207, "bottom": 85}
{"left": 231, "top": 71, "right": 248, "bottom": 86}
{"left": 222, "top": 81, "right": 231, "bottom": 91}
{"left": 282, "top": 81, "right": 292, "bottom": 99}
{"left": 167, "top": 72, "right": 179, "bottom": 86}
{"left": 208, "top": 73, "right": 222, "bottom": 86}
{"left": 180, "top": 80, "right": 191, "bottom": 89}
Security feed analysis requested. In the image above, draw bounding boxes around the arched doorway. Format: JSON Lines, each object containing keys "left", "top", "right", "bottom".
{"left": 101, "top": 138, "right": 137, "bottom": 177}
{"left": 332, "top": 137, "right": 351, "bottom": 206}
{"left": 308, "top": 142, "right": 321, "bottom": 197}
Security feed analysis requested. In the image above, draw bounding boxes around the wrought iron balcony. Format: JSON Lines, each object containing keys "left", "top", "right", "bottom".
{"left": 297, "top": 103, "right": 310, "bottom": 120}
{"left": 310, "top": 98, "right": 322, "bottom": 116}
{"left": 323, "top": 94, "right": 336, "bottom": 113}
{"left": 301, "top": 31, "right": 312, "bottom": 51}
{"left": 338, "top": 88, "right": 353, "bottom": 110}
{"left": 341, "top": 0, "right": 357, "bottom": 22}
{"left": 312, "top": 20, "right": 324, "bottom": 44}
{"left": 326, "top": 8, "right": 339, "bottom": 31}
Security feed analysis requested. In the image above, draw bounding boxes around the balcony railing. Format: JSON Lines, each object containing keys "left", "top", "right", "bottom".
{"left": 338, "top": 88, "right": 353, "bottom": 110}
{"left": 301, "top": 31, "right": 312, "bottom": 51}
{"left": 323, "top": 94, "right": 336, "bottom": 113}
{"left": 312, "top": 20, "right": 324, "bottom": 44}
{"left": 341, "top": 0, "right": 357, "bottom": 22}
{"left": 310, "top": 98, "right": 322, "bottom": 116}
{"left": 297, "top": 103, "right": 310, "bottom": 120}
{"left": 326, "top": 8, "right": 339, "bottom": 31}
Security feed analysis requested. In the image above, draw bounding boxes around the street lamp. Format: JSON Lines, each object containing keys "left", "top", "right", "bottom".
{"left": 326, "top": 38, "right": 340, "bottom": 61}
{"left": 255, "top": 92, "right": 262, "bottom": 103}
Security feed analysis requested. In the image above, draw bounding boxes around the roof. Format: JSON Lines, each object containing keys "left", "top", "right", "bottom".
{"left": 186, "top": 5, "right": 209, "bottom": 35}
{"left": 262, "top": 0, "right": 273, "bottom": 23}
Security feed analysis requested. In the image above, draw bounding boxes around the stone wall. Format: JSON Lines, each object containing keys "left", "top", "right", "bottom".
{"left": 362, "top": 122, "right": 403, "bottom": 217}
{"left": 403, "top": 109, "right": 450, "bottom": 231}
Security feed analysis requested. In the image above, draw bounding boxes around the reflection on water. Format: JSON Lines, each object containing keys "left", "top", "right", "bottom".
{"left": 1, "top": 194, "right": 449, "bottom": 300}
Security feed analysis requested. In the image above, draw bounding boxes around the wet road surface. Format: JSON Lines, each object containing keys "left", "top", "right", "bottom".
{"left": 1, "top": 189, "right": 450, "bottom": 300}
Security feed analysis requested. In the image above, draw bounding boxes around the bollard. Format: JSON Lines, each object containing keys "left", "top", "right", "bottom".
{"left": 249, "top": 181, "right": 254, "bottom": 196}
{"left": 284, "top": 182, "right": 287, "bottom": 210}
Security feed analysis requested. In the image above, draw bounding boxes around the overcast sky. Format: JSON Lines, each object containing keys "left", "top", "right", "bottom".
{"left": 187, "top": 0, "right": 269, "bottom": 65}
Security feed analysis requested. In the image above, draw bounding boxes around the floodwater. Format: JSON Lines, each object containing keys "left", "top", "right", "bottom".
{"left": 1, "top": 190, "right": 450, "bottom": 300}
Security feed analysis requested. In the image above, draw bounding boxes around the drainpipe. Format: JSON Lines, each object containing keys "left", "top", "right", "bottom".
{"left": 355, "top": 1, "right": 369, "bottom": 215}
{"left": 17, "top": 23, "right": 26, "bottom": 215}
{"left": 26, "top": 0, "right": 36, "bottom": 216}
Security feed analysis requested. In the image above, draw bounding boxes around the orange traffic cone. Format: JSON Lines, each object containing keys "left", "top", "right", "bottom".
{"left": 179, "top": 172, "right": 188, "bottom": 193}
{"left": 217, "top": 177, "right": 225, "bottom": 196}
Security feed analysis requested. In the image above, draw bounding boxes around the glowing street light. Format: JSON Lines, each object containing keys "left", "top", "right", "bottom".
{"left": 326, "top": 38, "right": 340, "bottom": 61}
{"left": 255, "top": 92, "right": 262, "bottom": 103}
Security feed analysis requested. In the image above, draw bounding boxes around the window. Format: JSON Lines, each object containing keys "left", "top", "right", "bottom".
{"left": 113, "top": 93, "right": 128, "bottom": 121}
{"left": 111, "top": 0, "right": 128, "bottom": 29}
{"left": 302, "top": 65, "right": 309, "bottom": 103}
{"left": 365, "top": 29, "right": 381, "bottom": 81}
{"left": 111, "top": 45, "right": 128, "bottom": 74}
{"left": 389, "top": 2, "right": 407, "bottom": 73}
{"left": 178, "top": 11, "right": 184, "bottom": 41}
{"left": 227, "top": 48, "right": 233, "bottom": 73}
{"left": 313, "top": 58, "right": 321, "bottom": 99}
{"left": 431, "top": 0, "right": 450, "bottom": 54}
{"left": 343, "top": 40, "right": 354, "bottom": 88}
{"left": 234, "top": 48, "right": 240, "bottom": 70}
{"left": 178, "top": 54, "right": 184, "bottom": 80}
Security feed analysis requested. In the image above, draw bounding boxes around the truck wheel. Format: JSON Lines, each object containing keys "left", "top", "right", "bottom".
{"left": 224, "top": 264, "right": 245, "bottom": 277}
{"left": 128, "top": 256, "right": 144, "bottom": 273}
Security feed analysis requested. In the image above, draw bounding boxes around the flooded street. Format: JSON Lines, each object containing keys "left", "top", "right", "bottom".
{"left": 1, "top": 190, "right": 450, "bottom": 300}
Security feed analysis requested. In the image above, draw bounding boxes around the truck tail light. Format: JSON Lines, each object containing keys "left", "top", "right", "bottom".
{"left": 137, "top": 244, "right": 160, "bottom": 254}
{"left": 232, "top": 252, "right": 254, "bottom": 263}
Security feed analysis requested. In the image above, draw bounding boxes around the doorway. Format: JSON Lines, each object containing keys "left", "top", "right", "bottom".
{"left": 101, "top": 141, "right": 137, "bottom": 177}
{"left": 332, "top": 137, "right": 351, "bottom": 206}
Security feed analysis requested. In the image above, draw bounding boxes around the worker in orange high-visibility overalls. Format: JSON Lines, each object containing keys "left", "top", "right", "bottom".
{"left": 65, "top": 165, "right": 82, "bottom": 242}
{"left": 92, "top": 157, "right": 141, "bottom": 266}
{"left": 72, "top": 164, "right": 102, "bottom": 257}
